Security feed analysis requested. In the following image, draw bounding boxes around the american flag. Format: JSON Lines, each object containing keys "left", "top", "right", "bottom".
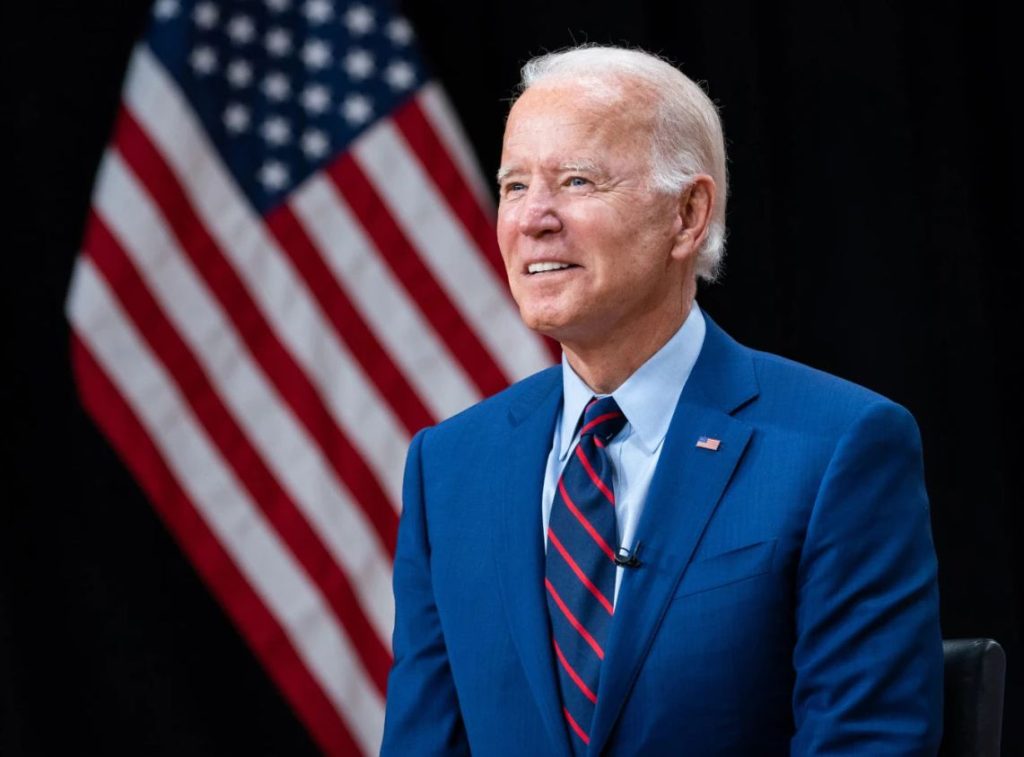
{"left": 65, "top": 0, "right": 553, "bottom": 752}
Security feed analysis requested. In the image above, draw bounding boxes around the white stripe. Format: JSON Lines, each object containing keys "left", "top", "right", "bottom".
{"left": 93, "top": 149, "right": 395, "bottom": 649}
{"left": 353, "top": 120, "right": 553, "bottom": 382}
{"left": 291, "top": 176, "right": 481, "bottom": 420}
{"left": 122, "top": 46, "right": 408, "bottom": 510}
{"left": 417, "top": 82, "right": 494, "bottom": 212}
{"left": 67, "top": 258, "right": 384, "bottom": 754}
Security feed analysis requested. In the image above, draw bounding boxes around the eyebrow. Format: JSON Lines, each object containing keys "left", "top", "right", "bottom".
{"left": 495, "top": 160, "right": 605, "bottom": 185}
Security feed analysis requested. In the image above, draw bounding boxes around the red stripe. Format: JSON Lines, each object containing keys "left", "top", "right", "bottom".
{"left": 575, "top": 445, "right": 615, "bottom": 505}
{"left": 326, "top": 151, "right": 509, "bottom": 398}
{"left": 548, "top": 528, "right": 614, "bottom": 615}
{"left": 71, "top": 335, "right": 361, "bottom": 755}
{"left": 563, "top": 706, "right": 591, "bottom": 745}
{"left": 114, "top": 108, "right": 399, "bottom": 556}
{"left": 82, "top": 213, "right": 392, "bottom": 695}
{"left": 544, "top": 578, "right": 604, "bottom": 660}
{"left": 579, "top": 411, "right": 624, "bottom": 437}
{"left": 553, "top": 641, "right": 598, "bottom": 704}
{"left": 392, "top": 96, "right": 563, "bottom": 363}
{"left": 557, "top": 479, "right": 616, "bottom": 562}
{"left": 392, "top": 97, "right": 506, "bottom": 283}
{"left": 266, "top": 203, "right": 435, "bottom": 435}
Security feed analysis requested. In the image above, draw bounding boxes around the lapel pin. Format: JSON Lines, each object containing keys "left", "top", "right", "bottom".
{"left": 696, "top": 436, "right": 721, "bottom": 451}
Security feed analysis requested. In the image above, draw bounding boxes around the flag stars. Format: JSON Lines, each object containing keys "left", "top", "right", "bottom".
{"left": 190, "top": 46, "right": 218, "bottom": 75}
{"left": 226, "top": 59, "right": 253, "bottom": 88}
{"left": 384, "top": 60, "right": 415, "bottom": 91}
{"left": 265, "top": 0, "right": 290, "bottom": 11}
{"left": 343, "top": 4, "right": 375, "bottom": 35}
{"left": 193, "top": 2, "right": 219, "bottom": 29}
{"left": 265, "top": 27, "right": 292, "bottom": 56}
{"left": 385, "top": 17, "right": 414, "bottom": 45}
{"left": 303, "top": 0, "right": 333, "bottom": 23}
{"left": 262, "top": 71, "right": 291, "bottom": 101}
{"left": 153, "top": 0, "right": 180, "bottom": 20}
{"left": 301, "top": 129, "right": 330, "bottom": 159}
{"left": 341, "top": 93, "right": 373, "bottom": 125}
{"left": 300, "top": 84, "right": 331, "bottom": 114}
{"left": 258, "top": 160, "right": 290, "bottom": 191}
{"left": 260, "top": 116, "right": 292, "bottom": 146}
{"left": 223, "top": 103, "right": 250, "bottom": 133}
{"left": 226, "top": 15, "right": 257, "bottom": 44}
{"left": 301, "top": 39, "right": 332, "bottom": 70}
{"left": 343, "top": 48, "right": 374, "bottom": 80}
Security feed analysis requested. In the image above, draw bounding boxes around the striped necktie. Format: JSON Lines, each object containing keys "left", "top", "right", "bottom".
{"left": 545, "top": 395, "right": 627, "bottom": 754}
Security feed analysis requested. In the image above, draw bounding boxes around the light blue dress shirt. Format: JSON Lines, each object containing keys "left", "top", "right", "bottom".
{"left": 542, "top": 302, "right": 706, "bottom": 604}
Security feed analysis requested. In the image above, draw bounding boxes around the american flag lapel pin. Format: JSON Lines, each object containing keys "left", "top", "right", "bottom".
{"left": 696, "top": 436, "right": 721, "bottom": 451}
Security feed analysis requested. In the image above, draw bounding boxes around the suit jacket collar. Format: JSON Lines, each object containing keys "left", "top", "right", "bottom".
{"left": 495, "top": 315, "right": 759, "bottom": 757}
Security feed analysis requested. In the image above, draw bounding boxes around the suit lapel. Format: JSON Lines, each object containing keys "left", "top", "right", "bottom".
{"left": 588, "top": 316, "right": 759, "bottom": 755}
{"left": 492, "top": 368, "right": 574, "bottom": 757}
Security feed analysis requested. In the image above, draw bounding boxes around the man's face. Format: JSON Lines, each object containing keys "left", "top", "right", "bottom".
{"left": 496, "top": 82, "right": 691, "bottom": 350}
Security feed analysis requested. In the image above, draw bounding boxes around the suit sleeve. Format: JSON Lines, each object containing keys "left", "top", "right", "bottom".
{"left": 380, "top": 429, "right": 470, "bottom": 756}
{"left": 791, "top": 401, "right": 943, "bottom": 755}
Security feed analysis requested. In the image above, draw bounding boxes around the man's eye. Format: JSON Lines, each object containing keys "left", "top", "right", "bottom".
{"left": 567, "top": 176, "right": 590, "bottom": 187}
{"left": 504, "top": 182, "right": 526, "bottom": 194}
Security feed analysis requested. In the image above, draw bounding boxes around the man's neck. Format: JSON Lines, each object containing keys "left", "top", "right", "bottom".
{"left": 561, "top": 293, "right": 694, "bottom": 394}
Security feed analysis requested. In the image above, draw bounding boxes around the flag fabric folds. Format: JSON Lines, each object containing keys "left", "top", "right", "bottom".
{"left": 65, "top": 1, "right": 553, "bottom": 752}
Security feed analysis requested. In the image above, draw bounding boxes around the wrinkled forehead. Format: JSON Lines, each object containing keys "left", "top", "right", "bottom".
{"left": 500, "top": 80, "right": 657, "bottom": 169}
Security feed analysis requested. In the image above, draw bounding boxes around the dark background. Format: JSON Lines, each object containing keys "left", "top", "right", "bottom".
{"left": 4, "top": 1, "right": 1020, "bottom": 753}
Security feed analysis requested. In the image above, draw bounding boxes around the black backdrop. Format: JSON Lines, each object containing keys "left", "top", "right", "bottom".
{"left": 4, "top": 1, "right": 1021, "bottom": 754}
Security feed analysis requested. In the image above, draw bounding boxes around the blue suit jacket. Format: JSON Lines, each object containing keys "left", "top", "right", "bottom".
{"left": 382, "top": 316, "right": 943, "bottom": 755}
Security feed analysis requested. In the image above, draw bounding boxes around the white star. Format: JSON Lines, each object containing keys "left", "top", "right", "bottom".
{"left": 223, "top": 103, "right": 250, "bottom": 133}
{"left": 265, "top": 0, "right": 290, "bottom": 11}
{"left": 341, "top": 93, "right": 373, "bottom": 125}
{"left": 385, "top": 17, "right": 413, "bottom": 45}
{"left": 153, "top": 0, "right": 180, "bottom": 20}
{"left": 343, "top": 48, "right": 374, "bottom": 79}
{"left": 301, "top": 129, "right": 330, "bottom": 159}
{"left": 226, "top": 15, "right": 256, "bottom": 44}
{"left": 226, "top": 59, "right": 253, "bottom": 87}
{"left": 258, "top": 161, "right": 290, "bottom": 191}
{"left": 262, "top": 71, "right": 291, "bottom": 101}
{"left": 303, "top": 0, "right": 333, "bottom": 23}
{"left": 189, "top": 46, "right": 218, "bottom": 75}
{"left": 300, "top": 84, "right": 331, "bottom": 114}
{"left": 343, "top": 4, "right": 375, "bottom": 35}
{"left": 383, "top": 60, "right": 415, "bottom": 91}
{"left": 261, "top": 116, "right": 292, "bottom": 146}
{"left": 301, "top": 39, "right": 332, "bottom": 69}
{"left": 193, "top": 2, "right": 219, "bottom": 29}
{"left": 265, "top": 27, "right": 292, "bottom": 56}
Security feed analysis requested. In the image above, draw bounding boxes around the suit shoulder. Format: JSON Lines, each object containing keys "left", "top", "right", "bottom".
{"left": 418, "top": 365, "right": 561, "bottom": 448}
{"left": 744, "top": 346, "right": 915, "bottom": 434}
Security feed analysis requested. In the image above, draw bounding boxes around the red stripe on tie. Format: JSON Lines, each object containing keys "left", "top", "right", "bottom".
{"left": 545, "top": 578, "right": 604, "bottom": 660}
{"left": 557, "top": 479, "right": 616, "bottom": 562}
{"left": 563, "top": 706, "right": 591, "bottom": 745}
{"left": 575, "top": 445, "right": 615, "bottom": 505}
{"left": 579, "top": 411, "right": 623, "bottom": 437}
{"left": 553, "top": 640, "right": 598, "bottom": 704}
{"left": 548, "top": 528, "right": 614, "bottom": 615}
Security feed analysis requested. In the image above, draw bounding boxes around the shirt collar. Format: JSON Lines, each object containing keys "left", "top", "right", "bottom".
{"left": 557, "top": 301, "right": 707, "bottom": 459}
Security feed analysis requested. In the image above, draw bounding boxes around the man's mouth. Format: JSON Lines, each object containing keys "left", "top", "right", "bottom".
{"left": 527, "top": 262, "right": 578, "bottom": 274}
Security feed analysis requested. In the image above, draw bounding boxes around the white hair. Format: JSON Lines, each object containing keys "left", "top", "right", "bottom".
{"left": 518, "top": 46, "right": 728, "bottom": 282}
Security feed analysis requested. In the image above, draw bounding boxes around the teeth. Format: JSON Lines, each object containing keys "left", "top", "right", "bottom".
{"left": 528, "top": 262, "right": 572, "bottom": 274}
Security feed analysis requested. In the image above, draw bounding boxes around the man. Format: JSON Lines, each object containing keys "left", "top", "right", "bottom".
{"left": 382, "top": 46, "right": 943, "bottom": 755}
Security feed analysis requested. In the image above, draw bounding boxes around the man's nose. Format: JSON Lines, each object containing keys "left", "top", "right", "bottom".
{"left": 517, "top": 187, "right": 563, "bottom": 237}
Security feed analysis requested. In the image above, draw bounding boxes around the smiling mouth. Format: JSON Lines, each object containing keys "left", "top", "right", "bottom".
{"left": 527, "top": 262, "right": 579, "bottom": 274}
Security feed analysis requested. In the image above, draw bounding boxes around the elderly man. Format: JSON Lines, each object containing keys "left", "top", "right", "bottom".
{"left": 382, "top": 46, "right": 943, "bottom": 755}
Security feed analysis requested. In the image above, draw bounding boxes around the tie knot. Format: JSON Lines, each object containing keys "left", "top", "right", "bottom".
{"left": 579, "top": 396, "right": 627, "bottom": 442}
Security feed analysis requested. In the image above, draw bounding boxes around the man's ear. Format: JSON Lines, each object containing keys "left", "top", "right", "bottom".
{"left": 671, "top": 175, "right": 715, "bottom": 262}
